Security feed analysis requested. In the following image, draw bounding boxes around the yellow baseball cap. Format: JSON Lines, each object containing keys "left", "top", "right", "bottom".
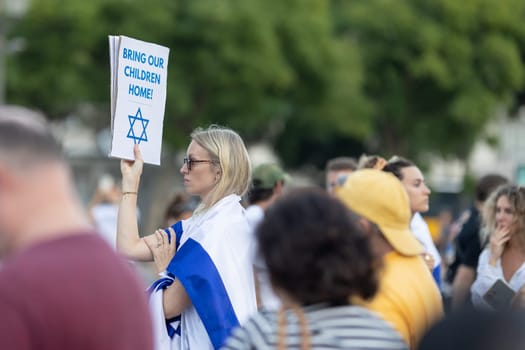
{"left": 335, "top": 169, "right": 423, "bottom": 256}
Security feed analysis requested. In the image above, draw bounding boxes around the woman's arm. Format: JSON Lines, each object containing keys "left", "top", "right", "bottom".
{"left": 145, "top": 228, "right": 190, "bottom": 318}
{"left": 116, "top": 145, "right": 153, "bottom": 261}
{"left": 163, "top": 280, "right": 192, "bottom": 319}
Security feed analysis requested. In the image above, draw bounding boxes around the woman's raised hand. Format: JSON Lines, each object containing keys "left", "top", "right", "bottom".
{"left": 120, "top": 144, "right": 144, "bottom": 192}
{"left": 489, "top": 225, "right": 511, "bottom": 266}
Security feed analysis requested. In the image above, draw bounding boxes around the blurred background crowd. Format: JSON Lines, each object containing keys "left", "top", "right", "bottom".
{"left": 3, "top": 0, "right": 525, "bottom": 346}
{"left": 3, "top": 0, "right": 525, "bottom": 246}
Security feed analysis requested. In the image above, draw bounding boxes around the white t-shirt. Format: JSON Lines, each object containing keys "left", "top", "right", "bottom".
{"left": 410, "top": 213, "right": 441, "bottom": 269}
{"left": 91, "top": 203, "right": 119, "bottom": 249}
{"left": 91, "top": 203, "right": 140, "bottom": 250}
{"left": 471, "top": 249, "right": 525, "bottom": 309}
{"left": 245, "top": 204, "right": 281, "bottom": 311}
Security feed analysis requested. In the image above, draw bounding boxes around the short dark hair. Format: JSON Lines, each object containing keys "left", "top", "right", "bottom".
{"left": 382, "top": 156, "right": 415, "bottom": 180}
{"left": 325, "top": 157, "right": 357, "bottom": 172}
{"left": 247, "top": 186, "right": 274, "bottom": 205}
{"left": 475, "top": 174, "right": 508, "bottom": 203}
{"left": 0, "top": 106, "right": 63, "bottom": 168}
{"left": 256, "top": 187, "right": 380, "bottom": 305}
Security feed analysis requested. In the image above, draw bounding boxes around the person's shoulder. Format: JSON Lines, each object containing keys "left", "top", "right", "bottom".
{"left": 245, "top": 205, "right": 263, "bottom": 217}
{"left": 223, "top": 311, "right": 276, "bottom": 349}
{"left": 205, "top": 199, "right": 250, "bottom": 232}
{"left": 477, "top": 249, "right": 491, "bottom": 263}
{"left": 382, "top": 253, "right": 439, "bottom": 289}
{"left": 308, "top": 305, "right": 408, "bottom": 349}
{"left": 244, "top": 205, "right": 264, "bottom": 227}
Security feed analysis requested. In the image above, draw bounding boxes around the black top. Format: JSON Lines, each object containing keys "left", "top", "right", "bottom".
{"left": 447, "top": 206, "right": 482, "bottom": 283}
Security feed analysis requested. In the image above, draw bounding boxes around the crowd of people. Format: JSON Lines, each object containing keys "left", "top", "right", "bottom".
{"left": 2, "top": 105, "right": 525, "bottom": 350}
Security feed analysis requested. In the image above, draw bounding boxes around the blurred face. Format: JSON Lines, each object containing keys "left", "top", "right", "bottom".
{"left": 399, "top": 166, "right": 431, "bottom": 214}
{"left": 495, "top": 195, "right": 515, "bottom": 232}
{"left": 326, "top": 170, "right": 353, "bottom": 194}
{"left": 180, "top": 140, "right": 220, "bottom": 199}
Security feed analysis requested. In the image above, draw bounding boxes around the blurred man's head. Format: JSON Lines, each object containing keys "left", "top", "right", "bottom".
{"left": 325, "top": 157, "right": 357, "bottom": 194}
{"left": 336, "top": 169, "right": 423, "bottom": 256}
{"left": 475, "top": 174, "right": 508, "bottom": 204}
{"left": 247, "top": 163, "right": 289, "bottom": 206}
{"left": 0, "top": 106, "right": 63, "bottom": 171}
{"left": 0, "top": 106, "right": 84, "bottom": 258}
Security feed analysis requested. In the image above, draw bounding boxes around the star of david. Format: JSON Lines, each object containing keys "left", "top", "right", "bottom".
{"left": 127, "top": 108, "right": 149, "bottom": 144}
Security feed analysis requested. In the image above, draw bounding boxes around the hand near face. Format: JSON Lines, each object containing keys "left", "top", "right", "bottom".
{"left": 144, "top": 227, "right": 176, "bottom": 273}
{"left": 120, "top": 144, "right": 144, "bottom": 192}
{"left": 489, "top": 225, "right": 511, "bottom": 266}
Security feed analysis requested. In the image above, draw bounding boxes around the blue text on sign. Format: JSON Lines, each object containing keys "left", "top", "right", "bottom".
{"left": 123, "top": 48, "right": 165, "bottom": 68}
{"left": 128, "top": 84, "right": 153, "bottom": 100}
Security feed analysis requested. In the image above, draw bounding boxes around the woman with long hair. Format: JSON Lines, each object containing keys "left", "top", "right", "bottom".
{"left": 471, "top": 184, "right": 525, "bottom": 309}
{"left": 117, "top": 125, "right": 256, "bottom": 349}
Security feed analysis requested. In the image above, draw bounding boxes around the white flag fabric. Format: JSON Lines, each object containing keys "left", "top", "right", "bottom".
{"left": 148, "top": 195, "right": 257, "bottom": 350}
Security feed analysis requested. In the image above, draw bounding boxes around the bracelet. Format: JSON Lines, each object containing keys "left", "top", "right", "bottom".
{"left": 122, "top": 191, "right": 137, "bottom": 196}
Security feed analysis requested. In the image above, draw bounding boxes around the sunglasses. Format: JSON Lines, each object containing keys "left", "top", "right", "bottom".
{"left": 183, "top": 157, "right": 218, "bottom": 171}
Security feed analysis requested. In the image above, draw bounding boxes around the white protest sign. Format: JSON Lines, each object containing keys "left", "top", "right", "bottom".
{"left": 109, "top": 35, "right": 170, "bottom": 165}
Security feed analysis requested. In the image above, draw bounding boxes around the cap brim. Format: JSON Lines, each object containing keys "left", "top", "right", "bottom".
{"left": 378, "top": 225, "right": 423, "bottom": 256}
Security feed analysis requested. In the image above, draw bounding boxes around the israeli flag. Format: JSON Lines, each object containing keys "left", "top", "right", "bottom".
{"left": 149, "top": 195, "right": 257, "bottom": 350}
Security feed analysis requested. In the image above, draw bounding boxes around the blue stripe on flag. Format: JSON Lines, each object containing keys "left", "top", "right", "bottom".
{"left": 147, "top": 277, "right": 174, "bottom": 294}
{"left": 164, "top": 220, "right": 183, "bottom": 248}
{"left": 167, "top": 238, "right": 240, "bottom": 350}
{"left": 432, "top": 264, "right": 441, "bottom": 289}
{"left": 147, "top": 276, "right": 181, "bottom": 339}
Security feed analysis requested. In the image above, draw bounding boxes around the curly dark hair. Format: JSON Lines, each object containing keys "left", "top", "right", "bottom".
{"left": 256, "top": 187, "right": 380, "bottom": 306}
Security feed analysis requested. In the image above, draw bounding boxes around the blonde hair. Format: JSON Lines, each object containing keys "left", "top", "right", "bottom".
{"left": 190, "top": 125, "right": 251, "bottom": 213}
{"left": 357, "top": 154, "right": 387, "bottom": 170}
{"left": 482, "top": 184, "right": 525, "bottom": 246}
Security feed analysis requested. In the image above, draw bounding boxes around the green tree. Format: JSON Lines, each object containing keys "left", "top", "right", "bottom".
{"left": 8, "top": 0, "right": 525, "bottom": 167}
{"left": 7, "top": 0, "right": 371, "bottom": 164}
{"left": 7, "top": 0, "right": 174, "bottom": 123}
{"left": 333, "top": 0, "right": 525, "bottom": 163}
{"left": 156, "top": 0, "right": 372, "bottom": 155}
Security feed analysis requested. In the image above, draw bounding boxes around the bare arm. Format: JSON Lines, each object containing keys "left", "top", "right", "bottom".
{"left": 163, "top": 281, "right": 192, "bottom": 319}
{"left": 144, "top": 228, "right": 190, "bottom": 318}
{"left": 451, "top": 265, "right": 476, "bottom": 310}
{"left": 116, "top": 145, "right": 153, "bottom": 261}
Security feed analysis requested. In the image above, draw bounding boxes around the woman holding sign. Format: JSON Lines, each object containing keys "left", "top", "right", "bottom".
{"left": 117, "top": 125, "right": 256, "bottom": 350}
{"left": 471, "top": 184, "right": 525, "bottom": 309}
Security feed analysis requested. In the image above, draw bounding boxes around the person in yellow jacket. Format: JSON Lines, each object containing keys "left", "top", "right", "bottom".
{"left": 336, "top": 169, "right": 443, "bottom": 349}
